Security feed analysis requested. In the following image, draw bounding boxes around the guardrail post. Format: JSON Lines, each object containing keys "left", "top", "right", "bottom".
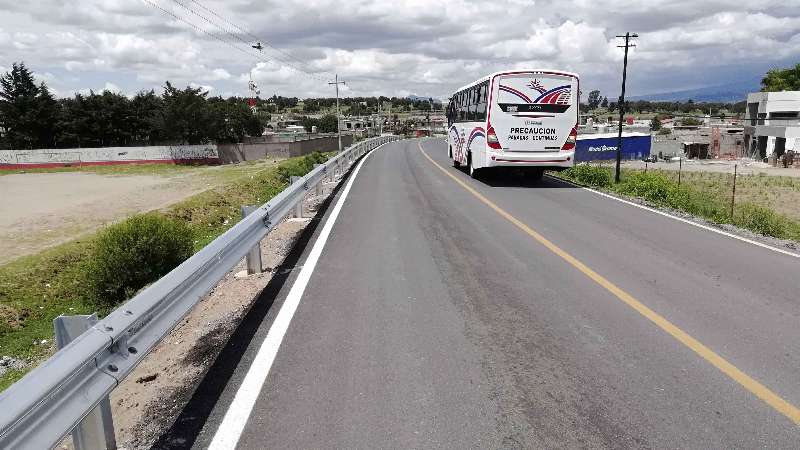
{"left": 290, "top": 176, "right": 304, "bottom": 218}
{"left": 240, "top": 206, "right": 263, "bottom": 274}
{"left": 313, "top": 164, "right": 324, "bottom": 196}
{"left": 53, "top": 314, "right": 117, "bottom": 450}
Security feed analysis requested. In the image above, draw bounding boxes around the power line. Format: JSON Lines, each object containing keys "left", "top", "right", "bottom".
{"left": 170, "top": 0, "right": 329, "bottom": 82}
{"left": 169, "top": 0, "right": 252, "bottom": 49}
{"left": 142, "top": 0, "right": 329, "bottom": 83}
{"left": 187, "top": 0, "right": 335, "bottom": 79}
{"left": 141, "top": 0, "right": 261, "bottom": 62}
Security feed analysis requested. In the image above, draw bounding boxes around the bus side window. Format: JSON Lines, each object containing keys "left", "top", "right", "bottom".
{"left": 459, "top": 91, "right": 466, "bottom": 122}
{"left": 468, "top": 86, "right": 478, "bottom": 121}
{"left": 476, "top": 82, "right": 487, "bottom": 121}
{"left": 447, "top": 100, "right": 454, "bottom": 126}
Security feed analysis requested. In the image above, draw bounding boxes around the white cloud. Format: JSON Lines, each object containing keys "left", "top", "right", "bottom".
{"left": 104, "top": 82, "right": 122, "bottom": 93}
{"left": 208, "top": 68, "right": 231, "bottom": 80}
{"left": 0, "top": 0, "right": 797, "bottom": 98}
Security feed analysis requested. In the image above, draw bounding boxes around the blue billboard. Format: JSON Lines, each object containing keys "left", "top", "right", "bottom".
{"left": 574, "top": 133, "right": 651, "bottom": 162}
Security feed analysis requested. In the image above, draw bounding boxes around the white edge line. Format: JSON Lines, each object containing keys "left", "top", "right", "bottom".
{"left": 208, "top": 143, "right": 388, "bottom": 450}
{"left": 544, "top": 174, "right": 800, "bottom": 259}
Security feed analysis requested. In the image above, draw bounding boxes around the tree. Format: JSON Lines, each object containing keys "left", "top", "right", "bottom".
{"left": 0, "top": 62, "right": 57, "bottom": 148}
{"left": 761, "top": 63, "right": 800, "bottom": 92}
{"left": 650, "top": 116, "right": 662, "bottom": 131}
{"left": 160, "top": 81, "right": 212, "bottom": 144}
{"left": 317, "top": 114, "right": 338, "bottom": 133}
{"left": 129, "top": 90, "right": 163, "bottom": 144}
{"left": 601, "top": 97, "right": 609, "bottom": 108}
{"left": 303, "top": 100, "right": 320, "bottom": 113}
{"left": 207, "top": 97, "right": 261, "bottom": 143}
{"left": 587, "top": 90, "right": 601, "bottom": 109}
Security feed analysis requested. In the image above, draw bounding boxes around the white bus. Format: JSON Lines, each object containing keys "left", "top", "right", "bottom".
{"left": 446, "top": 69, "right": 579, "bottom": 179}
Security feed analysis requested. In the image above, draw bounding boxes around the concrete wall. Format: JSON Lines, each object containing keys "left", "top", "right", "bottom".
{"left": 0, "top": 135, "right": 349, "bottom": 169}
{"left": 217, "top": 135, "right": 352, "bottom": 164}
{"left": 0, "top": 145, "right": 219, "bottom": 169}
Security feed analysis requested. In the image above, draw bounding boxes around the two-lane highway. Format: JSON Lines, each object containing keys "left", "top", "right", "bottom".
{"left": 190, "top": 138, "right": 800, "bottom": 449}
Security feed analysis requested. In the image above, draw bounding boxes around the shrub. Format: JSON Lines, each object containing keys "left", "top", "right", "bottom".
{"left": 276, "top": 151, "right": 329, "bottom": 183}
{"left": 87, "top": 214, "right": 194, "bottom": 305}
{"left": 561, "top": 164, "right": 612, "bottom": 187}
{"left": 616, "top": 171, "right": 673, "bottom": 204}
{"left": 734, "top": 203, "right": 787, "bottom": 238}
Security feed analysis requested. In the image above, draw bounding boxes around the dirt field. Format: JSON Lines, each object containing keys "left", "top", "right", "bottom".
{"left": 0, "top": 162, "right": 279, "bottom": 264}
{"left": 622, "top": 159, "right": 800, "bottom": 177}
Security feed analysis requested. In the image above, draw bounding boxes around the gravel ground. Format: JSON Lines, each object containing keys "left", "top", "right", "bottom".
{"left": 0, "top": 355, "right": 26, "bottom": 377}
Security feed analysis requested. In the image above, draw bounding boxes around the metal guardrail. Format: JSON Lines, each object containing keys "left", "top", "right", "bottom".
{"left": 0, "top": 135, "right": 399, "bottom": 449}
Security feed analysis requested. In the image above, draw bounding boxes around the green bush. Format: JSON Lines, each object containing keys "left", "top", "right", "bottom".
{"left": 615, "top": 171, "right": 673, "bottom": 204}
{"left": 276, "top": 151, "right": 329, "bottom": 183}
{"left": 561, "top": 164, "right": 612, "bottom": 187}
{"left": 87, "top": 214, "right": 194, "bottom": 305}
{"left": 734, "top": 203, "right": 787, "bottom": 238}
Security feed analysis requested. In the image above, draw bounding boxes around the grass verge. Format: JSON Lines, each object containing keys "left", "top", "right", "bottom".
{"left": 551, "top": 164, "right": 800, "bottom": 242}
{"left": 0, "top": 152, "right": 331, "bottom": 391}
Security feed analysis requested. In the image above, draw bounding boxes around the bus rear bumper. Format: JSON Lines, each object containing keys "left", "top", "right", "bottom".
{"left": 487, "top": 152, "right": 574, "bottom": 170}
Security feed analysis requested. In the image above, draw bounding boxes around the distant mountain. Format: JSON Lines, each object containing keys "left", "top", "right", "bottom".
{"left": 629, "top": 78, "right": 761, "bottom": 103}
{"left": 406, "top": 95, "right": 434, "bottom": 102}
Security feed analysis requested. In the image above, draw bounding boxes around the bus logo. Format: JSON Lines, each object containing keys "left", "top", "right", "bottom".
{"left": 527, "top": 79, "right": 547, "bottom": 94}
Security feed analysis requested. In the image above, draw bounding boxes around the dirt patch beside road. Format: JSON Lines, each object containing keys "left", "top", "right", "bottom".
{"left": 0, "top": 172, "right": 206, "bottom": 264}
{"left": 623, "top": 159, "right": 800, "bottom": 177}
{"left": 0, "top": 161, "right": 280, "bottom": 265}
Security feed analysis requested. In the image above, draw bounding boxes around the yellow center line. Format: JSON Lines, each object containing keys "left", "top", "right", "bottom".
{"left": 418, "top": 141, "right": 800, "bottom": 426}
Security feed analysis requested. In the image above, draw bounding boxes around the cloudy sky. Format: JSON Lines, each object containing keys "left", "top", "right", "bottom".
{"left": 0, "top": 0, "right": 798, "bottom": 100}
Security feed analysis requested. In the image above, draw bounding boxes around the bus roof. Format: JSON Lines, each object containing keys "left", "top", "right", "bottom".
{"left": 452, "top": 69, "right": 579, "bottom": 95}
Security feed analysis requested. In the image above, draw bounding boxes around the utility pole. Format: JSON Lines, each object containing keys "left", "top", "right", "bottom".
{"left": 615, "top": 32, "right": 637, "bottom": 183}
{"left": 378, "top": 100, "right": 383, "bottom": 135}
{"left": 329, "top": 74, "right": 346, "bottom": 152}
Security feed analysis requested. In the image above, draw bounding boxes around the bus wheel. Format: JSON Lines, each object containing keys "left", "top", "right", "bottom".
{"left": 452, "top": 153, "right": 461, "bottom": 168}
{"left": 468, "top": 153, "right": 479, "bottom": 179}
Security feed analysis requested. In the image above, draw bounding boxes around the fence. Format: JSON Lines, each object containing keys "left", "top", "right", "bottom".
{"left": 0, "top": 135, "right": 399, "bottom": 450}
{"left": 217, "top": 135, "right": 354, "bottom": 164}
{"left": 0, "top": 145, "right": 219, "bottom": 169}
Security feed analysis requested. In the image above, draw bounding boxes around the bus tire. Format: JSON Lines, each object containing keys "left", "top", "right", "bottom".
{"left": 528, "top": 168, "right": 544, "bottom": 181}
{"left": 468, "top": 153, "right": 479, "bottom": 179}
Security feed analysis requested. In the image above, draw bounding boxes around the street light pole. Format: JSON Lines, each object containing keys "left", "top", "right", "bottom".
{"left": 615, "top": 32, "right": 637, "bottom": 183}
{"left": 329, "top": 74, "right": 346, "bottom": 152}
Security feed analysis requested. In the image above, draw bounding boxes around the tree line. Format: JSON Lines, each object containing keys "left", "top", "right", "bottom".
{"left": 0, "top": 63, "right": 267, "bottom": 150}
{"left": 582, "top": 89, "right": 747, "bottom": 116}
{"left": 581, "top": 64, "right": 800, "bottom": 117}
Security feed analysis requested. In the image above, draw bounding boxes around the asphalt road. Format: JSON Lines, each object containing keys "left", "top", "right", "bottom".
{"left": 188, "top": 138, "right": 800, "bottom": 449}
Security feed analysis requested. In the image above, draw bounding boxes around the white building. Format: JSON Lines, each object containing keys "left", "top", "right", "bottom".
{"left": 743, "top": 91, "right": 800, "bottom": 159}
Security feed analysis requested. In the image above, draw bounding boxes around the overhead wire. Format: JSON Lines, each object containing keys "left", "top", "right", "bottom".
{"left": 168, "top": 0, "right": 329, "bottom": 82}
{"left": 188, "top": 0, "right": 334, "bottom": 79}
{"left": 142, "top": 0, "right": 331, "bottom": 83}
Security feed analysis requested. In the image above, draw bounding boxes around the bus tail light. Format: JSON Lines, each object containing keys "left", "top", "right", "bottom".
{"left": 487, "top": 125, "right": 502, "bottom": 150}
{"left": 561, "top": 126, "right": 577, "bottom": 151}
